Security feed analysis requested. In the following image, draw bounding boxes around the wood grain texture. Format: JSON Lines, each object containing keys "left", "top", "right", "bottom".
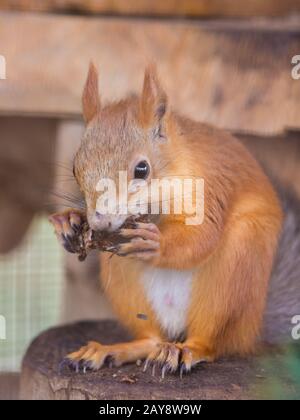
{"left": 0, "top": 12, "right": 300, "bottom": 135}
{"left": 1, "top": 0, "right": 300, "bottom": 17}
{"left": 20, "top": 320, "right": 300, "bottom": 400}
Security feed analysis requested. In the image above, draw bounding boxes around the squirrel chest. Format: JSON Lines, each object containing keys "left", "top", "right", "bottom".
{"left": 141, "top": 267, "right": 193, "bottom": 341}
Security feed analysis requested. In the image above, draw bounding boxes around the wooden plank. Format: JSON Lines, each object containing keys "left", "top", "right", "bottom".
{"left": 0, "top": 12, "right": 300, "bottom": 135}
{"left": 1, "top": 0, "right": 300, "bottom": 18}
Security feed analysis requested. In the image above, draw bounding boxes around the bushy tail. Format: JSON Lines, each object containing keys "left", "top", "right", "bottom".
{"left": 263, "top": 185, "right": 300, "bottom": 344}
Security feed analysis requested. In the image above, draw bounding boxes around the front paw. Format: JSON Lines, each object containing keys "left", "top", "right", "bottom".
{"left": 49, "top": 209, "right": 86, "bottom": 253}
{"left": 143, "top": 343, "right": 214, "bottom": 379}
{"left": 143, "top": 343, "right": 181, "bottom": 378}
{"left": 60, "top": 341, "right": 126, "bottom": 373}
{"left": 117, "top": 222, "right": 161, "bottom": 261}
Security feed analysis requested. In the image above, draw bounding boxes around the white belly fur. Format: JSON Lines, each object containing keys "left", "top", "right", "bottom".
{"left": 141, "top": 267, "right": 193, "bottom": 341}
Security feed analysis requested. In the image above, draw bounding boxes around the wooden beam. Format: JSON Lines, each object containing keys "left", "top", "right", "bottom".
{"left": 1, "top": 0, "right": 300, "bottom": 18}
{"left": 0, "top": 12, "right": 300, "bottom": 135}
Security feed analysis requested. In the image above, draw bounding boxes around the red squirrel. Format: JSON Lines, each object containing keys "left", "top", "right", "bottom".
{"left": 50, "top": 63, "right": 283, "bottom": 376}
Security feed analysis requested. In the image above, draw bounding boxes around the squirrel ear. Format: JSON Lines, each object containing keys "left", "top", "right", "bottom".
{"left": 82, "top": 61, "right": 101, "bottom": 124}
{"left": 140, "top": 64, "right": 168, "bottom": 129}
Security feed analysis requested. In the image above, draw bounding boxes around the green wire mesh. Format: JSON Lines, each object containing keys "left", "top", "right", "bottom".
{"left": 0, "top": 216, "right": 63, "bottom": 372}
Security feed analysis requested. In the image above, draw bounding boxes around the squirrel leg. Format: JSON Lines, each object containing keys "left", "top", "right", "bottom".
{"left": 61, "top": 338, "right": 160, "bottom": 372}
{"left": 49, "top": 208, "right": 86, "bottom": 253}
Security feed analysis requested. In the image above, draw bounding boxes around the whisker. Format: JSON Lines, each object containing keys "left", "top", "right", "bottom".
{"left": 48, "top": 190, "right": 86, "bottom": 210}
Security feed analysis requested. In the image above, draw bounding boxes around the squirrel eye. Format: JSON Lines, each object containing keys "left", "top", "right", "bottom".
{"left": 134, "top": 160, "right": 150, "bottom": 180}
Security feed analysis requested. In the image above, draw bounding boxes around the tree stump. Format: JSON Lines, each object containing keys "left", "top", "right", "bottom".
{"left": 20, "top": 320, "right": 298, "bottom": 400}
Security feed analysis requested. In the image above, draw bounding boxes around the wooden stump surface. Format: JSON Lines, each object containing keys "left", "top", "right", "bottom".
{"left": 20, "top": 320, "right": 299, "bottom": 400}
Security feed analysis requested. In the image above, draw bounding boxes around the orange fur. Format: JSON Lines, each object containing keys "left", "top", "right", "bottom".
{"left": 82, "top": 62, "right": 101, "bottom": 124}
{"left": 63, "top": 64, "right": 283, "bottom": 372}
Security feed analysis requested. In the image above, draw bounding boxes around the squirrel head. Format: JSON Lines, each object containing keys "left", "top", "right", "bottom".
{"left": 74, "top": 63, "right": 175, "bottom": 232}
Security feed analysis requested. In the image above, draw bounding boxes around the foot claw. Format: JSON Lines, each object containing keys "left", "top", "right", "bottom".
{"left": 71, "top": 222, "right": 81, "bottom": 233}
{"left": 179, "top": 362, "right": 188, "bottom": 379}
{"left": 105, "top": 245, "right": 120, "bottom": 252}
{"left": 106, "top": 355, "right": 115, "bottom": 368}
{"left": 61, "top": 233, "right": 76, "bottom": 253}
{"left": 143, "top": 358, "right": 150, "bottom": 372}
{"left": 61, "top": 341, "right": 128, "bottom": 373}
{"left": 68, "top": 359, "right": 80, "bottom": 372}
{"left": 151, "top": 364, "right": 156, "bottom": 377}
{"left": 58, "top": 357, "right": 80, "bottom": 373}
{"left": 142, "top": 342, "right": 210, "bottom": 378}
{"left": 161, "top": 364, "right": 167, "bottom": 379}
{"left": 81, "top": 359, "right": 94, "bottom": 372}
{"left": 58, "top": 357, "right": 70, "bottom": 373}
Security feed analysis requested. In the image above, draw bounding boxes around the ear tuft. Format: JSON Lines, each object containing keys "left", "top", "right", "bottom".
{"left": 140, "top": 64, "right": 168, "bottom": 128}
{"left": 82, "top": 61, "right": 101, "bottom": 124}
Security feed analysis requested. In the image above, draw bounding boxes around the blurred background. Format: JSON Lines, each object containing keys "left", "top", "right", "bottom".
{"left": 0, "top": 0, "right": 300, "bottom": 399}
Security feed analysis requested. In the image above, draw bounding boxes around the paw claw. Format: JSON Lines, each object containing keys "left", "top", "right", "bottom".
{"left": 80, "top": 359, "right": 94, "bottom": 371}
{"left": 161, "top": 364, "right": 167, "bottom": 379}
{"left": 106, "top": 354, "right": 115, "bottom": 368}
{"left": 179, "top": 362, "right": 188, "bottom": 379}
{"left": 61, "top": 234, "right": 76, "bottom": 253}
{"left": 61, "top": 341, "right": 127, "bottom": 374}
{"left": 59, "top": 357, "right": 81, "bottom": 373}
{"left": 68, "top": 358, "right": 80, "bottom": 372}
{"left": 105, "top": 245, "right": 120, "bottom": 252}
{"left": 143, "top": 358, "right": 150, "bottom": 372}
{"left": 58, "top": 357, "right": 70, "bottom": 373}
{"left": 151, "top": 364, "right": 156, "bottom": 377}
{"left": 142, "top": 342, "right": 209, "bottom": 378}
{"left": 71, "top": 222, "right": 81, "bottom": 233}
